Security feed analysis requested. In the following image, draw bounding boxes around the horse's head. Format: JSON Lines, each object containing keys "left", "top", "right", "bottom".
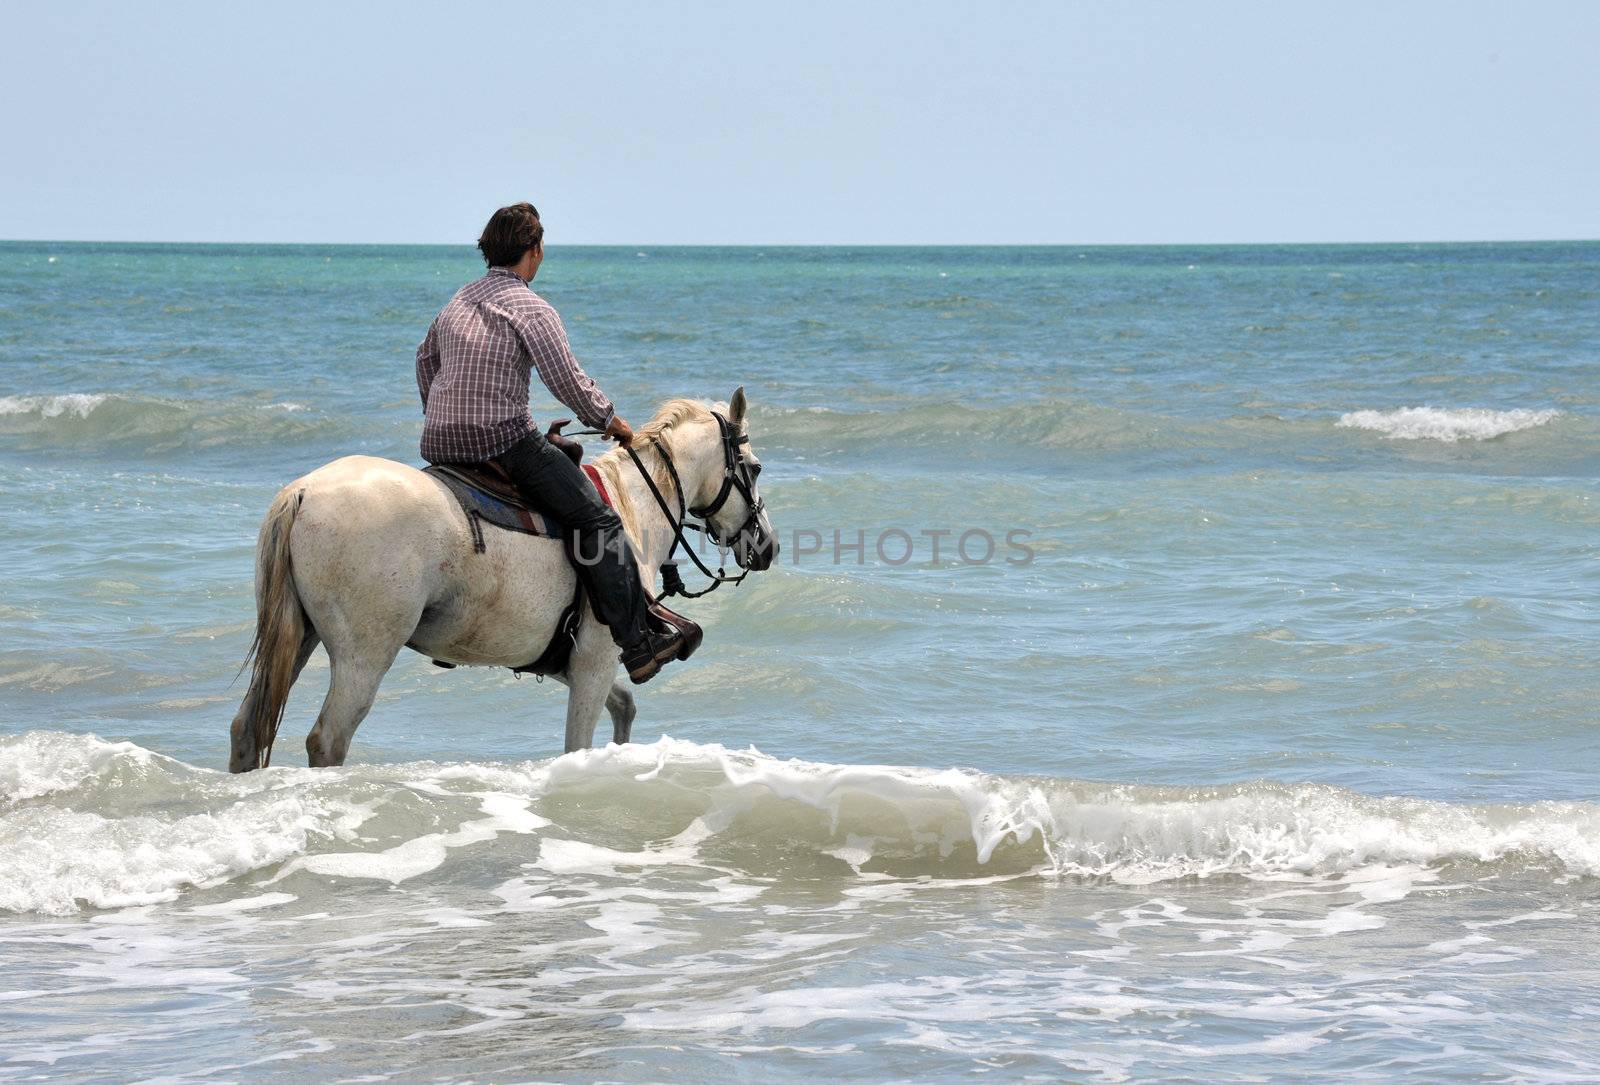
{"left": 698, "top": 386, "right": 778, "bottom": 572}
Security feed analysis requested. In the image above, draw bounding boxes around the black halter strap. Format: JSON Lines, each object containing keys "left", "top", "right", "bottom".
{"left": 623, "top": 411, "right": 760, "bottom": 599}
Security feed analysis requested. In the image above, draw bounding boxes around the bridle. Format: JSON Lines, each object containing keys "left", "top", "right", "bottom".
{"left": 687, "top": 411, "right": 765, "bottom": 546}
{"left": 624, "top": 411, "right": 767, "bottom": 599}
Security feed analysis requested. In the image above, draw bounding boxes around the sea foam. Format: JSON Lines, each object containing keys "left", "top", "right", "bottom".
{"left": 0, "top": 393, "right": 108, "bottom": 419}
{"left": 1337, "top": 406, "right": 1559, "bottom": 442}
{"left": 3, "top": 731, "right": 1597, "bottom": 915}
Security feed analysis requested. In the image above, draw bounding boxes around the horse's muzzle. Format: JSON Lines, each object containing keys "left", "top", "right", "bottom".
{"left": 739, "top": 530, "right": 778, "bottom": 572}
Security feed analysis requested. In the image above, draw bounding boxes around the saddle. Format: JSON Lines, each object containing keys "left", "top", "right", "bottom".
{"left": 421, "top": 420, "right": 601, "bottom": 552}
{"left": 424, "top": 460, "right": 563, "bottom": 550}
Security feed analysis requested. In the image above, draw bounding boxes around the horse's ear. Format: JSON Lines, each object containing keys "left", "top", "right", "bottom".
{"left": 729, "top": 386, "right": 747, "bottom": 424}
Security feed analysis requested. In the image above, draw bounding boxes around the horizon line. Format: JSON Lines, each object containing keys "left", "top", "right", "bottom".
{"left": 2, "top": 236, "right": 1597, "bottom": 249}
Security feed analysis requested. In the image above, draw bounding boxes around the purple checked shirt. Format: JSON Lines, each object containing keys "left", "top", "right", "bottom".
{"left": 415, "top": 267, "right": 615, "bottom": 463}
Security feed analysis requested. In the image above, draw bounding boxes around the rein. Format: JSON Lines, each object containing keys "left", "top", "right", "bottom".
{"left": 577, "top": 413, "right": 762, "bottom": 600}
{"left": 624, "top": 443, "right": 745, "bottom": 598}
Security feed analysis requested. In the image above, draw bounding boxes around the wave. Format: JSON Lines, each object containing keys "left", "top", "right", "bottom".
{"left": 0, "top": 392, "right": 367, "bottom": 454}
{"left": 0, "top": 393, "right": 109, "bottom": 419}
{"left": 753, "top": 401, "right": 1584, "bottom": 461}
{"left": 1337, "top": 407, "right": 1561, "bottom": 442}
{"left": 0, "top": 393, "right": 1220, "bottom": 465}
{"left": 1, "top": 393, "right": 1579, "bottom": 464}
{"left": 3, "top": 731, "right": 1595, "bottom": 915}
{"left": 753, "top": 401, "right": 1228, "bottom": 455}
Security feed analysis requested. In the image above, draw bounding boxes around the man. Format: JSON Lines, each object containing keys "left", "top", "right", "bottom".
{"left": 416, "top": 202, "right": 685, "bottom": 683}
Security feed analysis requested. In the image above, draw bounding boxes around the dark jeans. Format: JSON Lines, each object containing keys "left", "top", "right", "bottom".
{"left": 491, "top": 431, "right": 652, "bottom": 649}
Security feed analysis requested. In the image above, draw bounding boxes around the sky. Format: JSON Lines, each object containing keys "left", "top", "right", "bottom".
{"left": 1, "top": 1, "right": 1596, "bottom": 245}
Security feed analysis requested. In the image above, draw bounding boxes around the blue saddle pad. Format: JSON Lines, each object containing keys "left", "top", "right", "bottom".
{"left": 423, "top": 465, "right": 562, "bottom": 553}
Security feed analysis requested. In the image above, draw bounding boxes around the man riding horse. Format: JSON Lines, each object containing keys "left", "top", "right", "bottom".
{"left": 415, "top": 202, "right": 687, "bottom": 684}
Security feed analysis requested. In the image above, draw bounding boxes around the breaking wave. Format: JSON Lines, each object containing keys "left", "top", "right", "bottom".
{"left": 3, "top": 731, "right": 1596, "bottom": 916}
{"left": 1337, "top": 406, "right": 1561, "bottom": 442}
{"left": 0, "top": 392, "right": 368, "bottom": 454}
{"left": 755, "top": 402, "right": 1585, "bottom": 462}
{"left": 2, "top": 394, "right": 1578, "bottom": 464}
{"left": 0, "top": 393, "right": 110, "bottom": 419}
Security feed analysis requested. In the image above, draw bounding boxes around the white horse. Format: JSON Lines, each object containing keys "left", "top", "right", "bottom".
{"left": 228, "top": 389, "right": 775, "bottom": 772}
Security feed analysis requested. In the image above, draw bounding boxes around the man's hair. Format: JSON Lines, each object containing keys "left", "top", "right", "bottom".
{"left": 477, "top": 203, "right": 544, "bottom": 267}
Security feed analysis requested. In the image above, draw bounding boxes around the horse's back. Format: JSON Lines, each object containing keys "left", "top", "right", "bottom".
{"left": 292, "top": 454, "right": 439, "bottom": 512}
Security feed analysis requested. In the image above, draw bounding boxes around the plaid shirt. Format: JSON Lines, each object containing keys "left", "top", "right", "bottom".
{"left": 416, "top": 267, "right": 615, "bottom": 463}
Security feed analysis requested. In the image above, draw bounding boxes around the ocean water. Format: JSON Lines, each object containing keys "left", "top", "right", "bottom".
{"left": 1, "top": 241, "right": 1597, "bottom": 1082}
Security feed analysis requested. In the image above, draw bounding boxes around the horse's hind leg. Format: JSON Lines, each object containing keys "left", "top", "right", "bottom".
{"left": 605, "top": 681, "right": 636, "bottom": 745}
{"left": 305, "top": 644, "right": 401, "bottom": 768}
{"left": 228, "top": 631, "right": 320, "bottom": 771}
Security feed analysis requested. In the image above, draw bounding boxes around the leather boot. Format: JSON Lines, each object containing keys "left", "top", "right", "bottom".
{"left": 621, "top": 626, "right": 686, "bottom": 684}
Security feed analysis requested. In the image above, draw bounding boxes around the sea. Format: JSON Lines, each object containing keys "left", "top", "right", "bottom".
{"left": 1, "top": 241, "right": 1596, "bottom": 1083}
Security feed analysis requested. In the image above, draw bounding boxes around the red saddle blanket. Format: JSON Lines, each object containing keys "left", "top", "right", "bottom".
{"left": 581, "top": 463, "right": 612, "bottom": 507}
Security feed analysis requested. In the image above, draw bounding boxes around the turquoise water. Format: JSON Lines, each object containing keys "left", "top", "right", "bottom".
{"left": 1, "top": 241, "right": 1597, "bottom": 1081}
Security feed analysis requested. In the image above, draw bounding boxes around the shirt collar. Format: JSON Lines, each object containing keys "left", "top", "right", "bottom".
{"left": 487, "top": 267, "right": 525, "bottom": 283}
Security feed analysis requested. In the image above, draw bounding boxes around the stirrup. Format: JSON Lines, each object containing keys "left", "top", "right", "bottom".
{"left": 648, "top": 601, "right": 702, "bottom": 661}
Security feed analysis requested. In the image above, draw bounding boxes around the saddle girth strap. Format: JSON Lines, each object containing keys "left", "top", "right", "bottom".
{"left": 512, "top": 567, "right": 586, "bottom": 678}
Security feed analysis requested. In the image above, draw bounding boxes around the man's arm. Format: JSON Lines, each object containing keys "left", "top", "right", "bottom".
{"left": 515, "top": 307, "right": 616, "bottom": 433}
{"left": 415, "top": 321, "right": 441, "bottom": 409}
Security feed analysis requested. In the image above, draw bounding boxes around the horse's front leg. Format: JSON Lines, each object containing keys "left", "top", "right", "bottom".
{"left": 545, "top": 673, "right": 635, "bottom": 745}
{"left": 563, "top": 618, "right": 619, "bottom": 753}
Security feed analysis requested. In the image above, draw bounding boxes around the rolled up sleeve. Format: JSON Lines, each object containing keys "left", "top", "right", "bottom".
{"left": 515, "top": 308, "right": 615, "bottom": 432}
